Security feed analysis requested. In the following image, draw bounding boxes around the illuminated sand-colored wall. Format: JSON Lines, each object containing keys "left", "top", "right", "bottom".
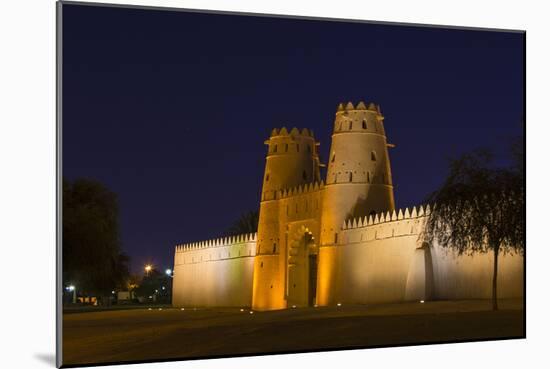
{"left": 320, "top": 102, "right": 395, "bottom": 246}
{"left": 253, "top": 127, "right": 322, "bottom": 311}
{"left": 172, "top": 233, "right": 257, "bottom": 307}
{"left": 252, "top": 181, "right": 324, "bottom": 310}
{"left": 316, "top": 206, "right": 524, "bottom": 305}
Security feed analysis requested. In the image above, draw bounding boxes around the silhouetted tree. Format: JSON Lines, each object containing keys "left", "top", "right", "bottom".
{"left": 63, "top": 178, "right": 130, "bottom": 304}
{"left": 134, "top": 268, "right": 172, "bottom": 304}
{"left": 225, "top": 210, "right": 259, "bottom": 236}
{"left": 422, "top": 146, "right": 524, "bottom": 310}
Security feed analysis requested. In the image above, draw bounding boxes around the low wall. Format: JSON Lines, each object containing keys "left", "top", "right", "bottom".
{"left": 172, "top": 233, "right": 257, "bottom": 307}
{"left": 322, "top": 206, "right": 524, "bottom": 305}
{"left": 172, "top": 206, "right": 524, "bottom": 309}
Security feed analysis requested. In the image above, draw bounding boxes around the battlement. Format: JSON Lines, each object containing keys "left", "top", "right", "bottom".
{"left": 175, "top": 232, "right": 257, "bottom": 253}
{"left": 277, "top": 180, "right": 325, "bottom": 199}
{"left": 269, "top": 127, "right": 315, "bottom": 138}
{"left": 336, "top": 101, "right": 381, "bottom": 114}
{"left": 341, "top": 204, "right": 432, "bottom": 231}
{"left": 262, "top": 180, "right": 325, "bottom": 202}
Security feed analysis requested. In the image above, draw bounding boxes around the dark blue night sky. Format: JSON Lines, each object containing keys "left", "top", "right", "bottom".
{"left": 62, "top": 4, "right": 524, "bottom": 273}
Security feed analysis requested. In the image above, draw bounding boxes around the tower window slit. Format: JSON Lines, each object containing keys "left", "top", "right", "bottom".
{"left": 371, "top": 151, "right": 377, "bottom": 161}
{"left": 303, "top": 170, "right": 308, "bottom": 181}
{"left": 285, "top": 143, "right": 289, "bottom": 152}
{"left": 349, "top": 172, "right": 353, "bottom": 182}
{"left": 362, "top": 120, "right": 367, "bottom": 129}
{"left": 331, "top": 153, "right": 336, "bottom": 163}
{"left": 349, "top": 121, "right": 353, "bottom": 130}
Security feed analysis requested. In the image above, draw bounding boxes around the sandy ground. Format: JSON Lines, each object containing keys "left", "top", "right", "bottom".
{"left": 62, "top": 299, "right": 524, "bottom": 367}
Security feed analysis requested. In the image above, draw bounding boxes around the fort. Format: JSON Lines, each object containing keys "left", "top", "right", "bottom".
{"left": 172, "top": 101, "right": 523, "bottom": 311}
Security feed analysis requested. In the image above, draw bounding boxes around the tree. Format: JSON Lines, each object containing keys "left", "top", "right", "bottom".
{"left": 63, "top": 178, "right": 130, "bottom": 304}
{"left": 421, "top": 147, "right": 524, "bottom": 310}
{"left": 224, "top": 210, "right": 259, "bottom": 236}
{"left": 134, "top": 268, "right": 172, "bottom": 304}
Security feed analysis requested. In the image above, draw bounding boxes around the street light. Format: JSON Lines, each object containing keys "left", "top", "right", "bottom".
{"left": 145, "top": 264, "right": 152, "bottom": 276}
{"left": 66, "top": 285, "right": 76, "bottom": 304}
{"left": 165, "top": 269, "right": 174, "bottom": 305}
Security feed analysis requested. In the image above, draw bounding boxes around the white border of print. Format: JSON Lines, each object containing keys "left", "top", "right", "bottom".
{"left": 1, "top": 1, "right": 547, "bottom": 369}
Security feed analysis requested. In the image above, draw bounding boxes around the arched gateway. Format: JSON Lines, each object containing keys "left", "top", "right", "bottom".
{"left": 287, "top": 226, "right": 318, "bottom": 307}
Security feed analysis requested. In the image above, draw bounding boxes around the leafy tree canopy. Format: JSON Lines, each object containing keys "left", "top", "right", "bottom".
{"left": 421, "top": 138, "right": 524, "bottom": 310}
{"left": 63, "top": 178, "right": 130, "bottom": 299}
{"left": 224, "top": 210, "right": 259, "bottom": 236}
{"left": 422, "top": 148, "right": 524, "bottom": 256}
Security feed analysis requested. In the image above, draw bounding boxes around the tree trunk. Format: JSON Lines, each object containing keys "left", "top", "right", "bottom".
{"left": 492, "top": 245, "right": 499, "bottom": 311}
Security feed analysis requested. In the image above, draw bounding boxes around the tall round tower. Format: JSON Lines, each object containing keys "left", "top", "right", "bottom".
{"left": 252, "top": 127, "right": 320, "bottom": 311}
{"left": 317, "top": 101, "right": 395, "bottom": 305}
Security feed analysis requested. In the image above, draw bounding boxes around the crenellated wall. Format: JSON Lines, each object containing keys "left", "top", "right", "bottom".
{"left": 172, "top": 233, "right": 257, "bottom": 307}
{"left": 320, "top": 205, "right": 524, "bottom": 305}
{"left": 171, "top": 203, "right": 523, "bottom": 309}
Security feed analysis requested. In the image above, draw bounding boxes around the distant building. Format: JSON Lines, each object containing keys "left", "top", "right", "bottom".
{"left": 172, "top": 101, "right": 523, "bottom": 311}
{"left": 117, "top": 291, "right": 133, "bottom": 302}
